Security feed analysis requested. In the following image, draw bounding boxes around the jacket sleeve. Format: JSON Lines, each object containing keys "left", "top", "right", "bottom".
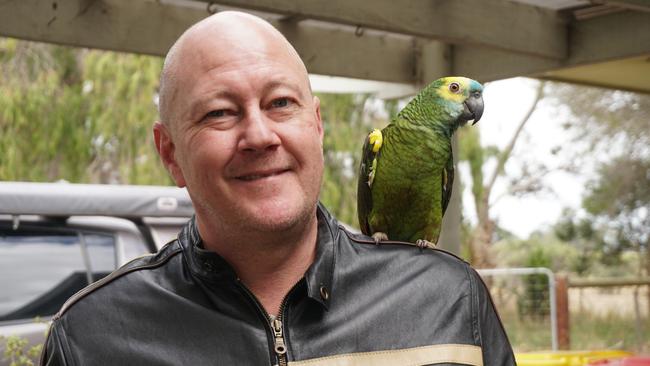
{"left": 40, "top": 320, "right": 69, "bottom": 366}
{"left": 470, "top": 267, "right": 517, "bottom": 366}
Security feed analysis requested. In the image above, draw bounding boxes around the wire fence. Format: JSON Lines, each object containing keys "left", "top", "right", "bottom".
{"left": 478, "top": 267, "right": 557, "bottom": 352}
{"left": 567, "top": 279, "right": 649, "bottom": 353}
{"left": 478, "top": 268, "right": 650, "bottom": 353}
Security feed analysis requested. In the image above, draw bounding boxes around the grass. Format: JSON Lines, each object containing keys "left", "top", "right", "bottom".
{"left": 570, "top": 311, "right": 649, "bottom": 353}
{"left": 500, "top": 311, "right": 649, "bottom": 353}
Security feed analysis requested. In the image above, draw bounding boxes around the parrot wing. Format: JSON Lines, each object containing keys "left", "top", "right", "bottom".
{"left": 357, "top": 128, "right": 384, "bottom": 236}
{"left": 441, "top": 152, "right": 454, "bottom": 216}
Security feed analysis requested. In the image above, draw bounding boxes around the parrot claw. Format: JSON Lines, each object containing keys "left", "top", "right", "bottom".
{"left": 371, "top": 232, "right": 388, "bottom": 245}
{"left": 415, "top": 239, "right": 436, "bottom": 251}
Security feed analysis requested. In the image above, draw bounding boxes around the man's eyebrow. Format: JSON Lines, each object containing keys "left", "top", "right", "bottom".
{"left": 186, "top": 89, "right": 237, "bottom": 118}
{"left": 261, "top": 79, "right": 306, "bottom": 99}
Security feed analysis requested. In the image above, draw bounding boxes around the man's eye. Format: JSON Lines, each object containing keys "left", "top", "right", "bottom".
{"left": 271, "top": 98, "right": 290, "bottom": 108}
{"left": 205, "top": 110, "right": 226, "bottom": 118}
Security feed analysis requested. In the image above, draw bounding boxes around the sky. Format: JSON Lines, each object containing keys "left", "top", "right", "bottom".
{"left": 464, "top": 77, "right": 588, "bottom": 238}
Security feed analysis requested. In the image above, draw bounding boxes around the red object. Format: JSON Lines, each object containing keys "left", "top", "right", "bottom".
{"left": 589, "top": 358, "right": 650, "bottom": 366}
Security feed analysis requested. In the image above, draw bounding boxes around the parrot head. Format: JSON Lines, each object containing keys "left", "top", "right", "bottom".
{"left": 437, "top": 76, "right": 484, "bottom": 126}
{"left": 393, "top": 76, "right": 484, "bottom": 135}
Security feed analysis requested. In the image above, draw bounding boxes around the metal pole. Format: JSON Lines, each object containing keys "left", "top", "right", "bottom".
{"left": 77, "top": 232, "right": 94, "bottom": 286}
{"left": 477, "top": 267, "right": 558, "bottom": 351}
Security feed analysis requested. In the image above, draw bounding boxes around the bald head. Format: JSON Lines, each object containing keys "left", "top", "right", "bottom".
{"left": 158, "top": 11, "right": 311, "bottom": 127}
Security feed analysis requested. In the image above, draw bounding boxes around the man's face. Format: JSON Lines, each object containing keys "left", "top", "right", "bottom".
{"left": 157, "top": 28, "right": 324, "bottom": 234}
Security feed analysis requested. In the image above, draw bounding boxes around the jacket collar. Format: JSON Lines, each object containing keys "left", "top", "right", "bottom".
{"left": 304, "top": 203, "right": 336, "bottom": 309}
{"left": 178, "top": 203, "right": 336, "bottom": 310}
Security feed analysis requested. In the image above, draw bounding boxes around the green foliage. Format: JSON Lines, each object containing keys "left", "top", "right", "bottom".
{"left": 547, "top": 82, "right": 650, "bottom": 275}
{"left": 0, "top": 38, "right": 170, "bottom": 184}
{"left": 493, "top": 230, "right": 579, "bottom": 272}
{"left": 548, "top": 83, "right": 650, "bottom": 155}
{"left": 1, "top": 335, "right": 42, "bottom": 366}
{"left": 317, "top": 93, "right": 385, "bottom": 226}
{"left": 582, "top": 157, "right": 650, "bottom": 261}
{"left": 583, "top": 158, "right": 650, "bottom": 216}
{"left": 553, "top": 209, "right": 603, "bottom": 275}
{"left": 553, "top": 205, "right": 648, "bottom": 276}
{"left": 517, "top": 248, "right": 551, "bottom": 319}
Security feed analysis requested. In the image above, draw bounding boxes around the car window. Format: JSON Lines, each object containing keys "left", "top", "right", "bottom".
{"left": 0, "top": 228, "right": 116, "bottom": 321}
{"left": 143, "top": 217, "right": 188, "bottom": 250}
{"left": 84, "top": 233, "right": 116, "bottom": 272}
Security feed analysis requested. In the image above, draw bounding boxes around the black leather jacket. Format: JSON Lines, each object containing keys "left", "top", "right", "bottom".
{"left": 41, "top": 205, "right": 515, "bottom": 365}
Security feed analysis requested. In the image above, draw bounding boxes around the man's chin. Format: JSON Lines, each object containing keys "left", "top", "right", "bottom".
{"left": 240, "top": 199, "right": 317, "bottom": 232}
{"left": 247, "top": 207, "right": 311, "bottom": 232}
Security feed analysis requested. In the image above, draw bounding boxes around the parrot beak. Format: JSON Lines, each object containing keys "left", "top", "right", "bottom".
{"left": 463, "top": 91, "right": 484, "bottom": 125}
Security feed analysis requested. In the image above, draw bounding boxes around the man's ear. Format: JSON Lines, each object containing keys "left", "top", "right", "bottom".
{"left": 153, "top": 122, "right": 186, "bottom": 187}
{"left": 313, "top": 96, "right": 324, "bottom": 143}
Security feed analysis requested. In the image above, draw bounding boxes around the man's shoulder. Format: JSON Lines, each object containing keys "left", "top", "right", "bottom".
{"left": 335, "top": 225, "right": 473, "bottom": 279}
{"left": 338, "top": 225, "right": 469, "bottom": 263}
{"left": 53, "top": 240, "right": 184, "bottom": 320}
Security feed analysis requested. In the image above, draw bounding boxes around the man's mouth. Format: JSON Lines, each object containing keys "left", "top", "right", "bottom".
{"left": 235, "top": 168, "right": 290, "bottom": 181}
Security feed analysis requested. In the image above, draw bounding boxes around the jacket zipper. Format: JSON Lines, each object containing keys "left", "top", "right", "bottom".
{"left": 236, "top": 279, "right": 301, "bottom": 366}
{"left": 272, "top": 316, "right": 288, "bottom": 366}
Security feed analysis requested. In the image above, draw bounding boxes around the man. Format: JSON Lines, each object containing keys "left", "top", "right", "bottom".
{"left": 41, "top": 11, "right": 515, "bottom": 365}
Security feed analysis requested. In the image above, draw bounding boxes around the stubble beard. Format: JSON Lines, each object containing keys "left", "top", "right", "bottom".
{"left": 198, "top": 190, "right": 320, "bottom": 244}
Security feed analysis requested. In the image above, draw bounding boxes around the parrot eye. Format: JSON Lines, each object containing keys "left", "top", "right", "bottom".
{"left": 449, "top": 82, "right": 461, "bottom": 93}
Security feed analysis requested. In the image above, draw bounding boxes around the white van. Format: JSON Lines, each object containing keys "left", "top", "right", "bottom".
{"left": 0, "top": 182, "right": 193, "bottom": 364}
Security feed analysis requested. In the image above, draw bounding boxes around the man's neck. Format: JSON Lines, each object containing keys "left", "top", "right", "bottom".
{"left": 196, "top": 213, "right": 319, "bottom": 317}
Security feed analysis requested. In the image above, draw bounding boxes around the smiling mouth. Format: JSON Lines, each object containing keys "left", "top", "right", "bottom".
{"left": 236, "top": 169, "right": 290, "bottom": 181}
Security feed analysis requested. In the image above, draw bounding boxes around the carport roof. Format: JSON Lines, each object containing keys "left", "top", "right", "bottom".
{"left": 0, "top": 0, "right": 648, "bottom": 94}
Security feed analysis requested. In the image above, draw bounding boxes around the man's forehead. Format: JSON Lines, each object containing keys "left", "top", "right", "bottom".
{"left": 159, "top": 11, "right": 310, "bottom": 126}
{"left": 176, "top": 31, "right": 307, "bottom": 93}
{"left": 179, "top": 13, "right": 293, "bottom": 63}
{"left": 172, "top": 16, "right": 304, "bottom": 81}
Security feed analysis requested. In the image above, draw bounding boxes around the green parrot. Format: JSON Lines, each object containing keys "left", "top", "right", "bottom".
{"left": 357, "top": 76, "right": 484, "bottom": 247}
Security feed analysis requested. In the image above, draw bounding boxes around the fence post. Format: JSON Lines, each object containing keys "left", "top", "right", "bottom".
{"left": 556, "top": 274, "right": 570, "bottom": 350}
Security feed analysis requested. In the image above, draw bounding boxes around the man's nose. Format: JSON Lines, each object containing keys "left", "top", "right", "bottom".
{"left": 238, "top": 108, "right": 281, "bottom": 152}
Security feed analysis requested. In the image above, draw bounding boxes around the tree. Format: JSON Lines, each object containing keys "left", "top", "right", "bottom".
{"left": 546, "top": 83, "right": 650, "bottom": 275}
{"left": 547, "top": 83, "right": 650, "bottom": 314}
{"left": 0, "top": 38, "right": 169, "bottom": 185}
{"left": 459, "top": 81, "right": 546, "bottom": 268}
{"left": 583, "top": 158, "right": 650, "bottom": 274}
{"left": 318, "top": 93, "right": 380, "bottom": 225}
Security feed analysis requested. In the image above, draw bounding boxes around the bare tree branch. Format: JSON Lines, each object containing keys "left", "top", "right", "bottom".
{"left": 485, "top": 81, "right": 545, "bottom": 207}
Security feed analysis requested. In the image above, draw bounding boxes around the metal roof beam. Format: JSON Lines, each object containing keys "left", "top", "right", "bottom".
{"left": 197, "top": 0, "right": 568, "bottom": 59}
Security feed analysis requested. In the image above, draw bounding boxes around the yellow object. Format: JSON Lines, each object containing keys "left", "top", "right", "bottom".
{"left": 516, "top": 351, "right": 633, "bottom": 366}
{"left": 368, "top": 129, "right": 383, "bottom": 153}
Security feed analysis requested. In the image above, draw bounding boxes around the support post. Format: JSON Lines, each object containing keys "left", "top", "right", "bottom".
{"left": 556, "top": 274, "right": 570, "bottom": 350}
